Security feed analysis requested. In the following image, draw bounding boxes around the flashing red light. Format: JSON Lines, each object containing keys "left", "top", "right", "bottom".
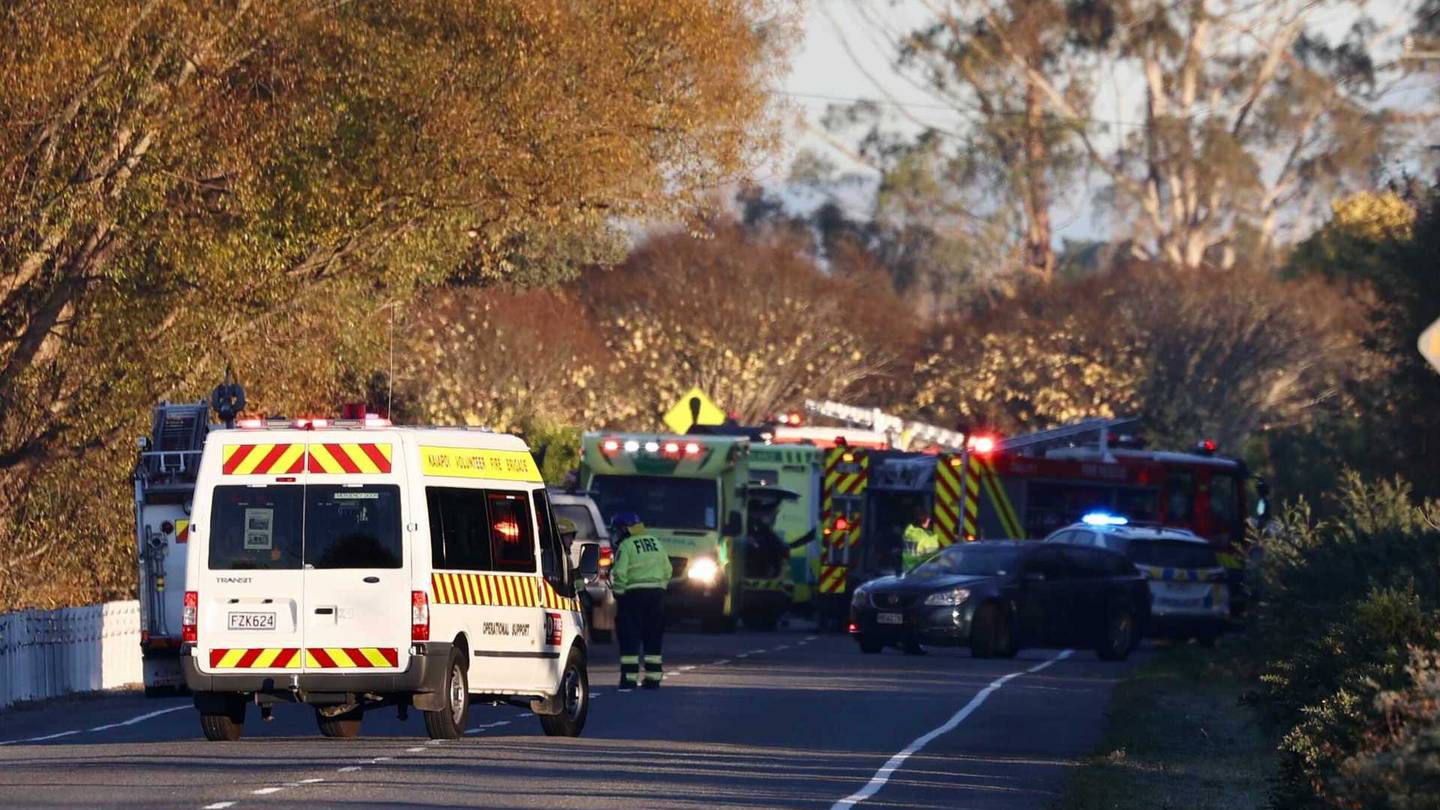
{"left": 847, "top": 622, "right": 859, "bottom": 634}
{"left": 968, "top": 435, "right": 998, "bottom": 455}
{"left": 683, "top": 441, "right": 703, "bottom": 457}
{"left": 494, "top": 520, "right": 521, "bottom": 541}
{"left": 786, "top": 411, "right": 803, "bottom": 426}
{"left": 236, "top": 418, "right": 265, "bottom": 429}
{"left": 600, "top": 438, "right": 622, "bottom": 456}
{"left": 182, "top": 591, "right": 198, "bottom": 643}
{"left": 662, "top": 441, "right": 682, "bottom": 457}
{"left": 411, "top": 591, "right": 430, "bottom": 641}
{"left": 1196, "top": 438, "right": 1218, "bottom": 455}
{"left": 834, "top": 516, "right": 851, "bottom": 532}
{"left": 292, "top": 417, "right": 330, "bottom": 430}
{"left": 599, "top": 545, "right": 613, "bottom": 568}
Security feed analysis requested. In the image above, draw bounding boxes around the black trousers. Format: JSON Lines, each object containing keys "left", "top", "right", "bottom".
{"left": 617, "top": 588, "right": 666, "bottom": 688}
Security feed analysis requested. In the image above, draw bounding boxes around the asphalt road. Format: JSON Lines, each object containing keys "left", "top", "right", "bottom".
{"left": 0, "top": 628, "right": 1138, "bottom": 809}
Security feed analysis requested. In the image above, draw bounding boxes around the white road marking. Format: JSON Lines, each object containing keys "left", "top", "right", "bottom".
{"left": 678, "top": 665, "right": 697, "bottom": 672}
{"left": 252, "top": 787, "right": 283, "bottom": 795}
{"left": 201, "top": 803, "right": 236, "bottom": 809}
{"left": 370, "top": 756, "right": 392, "bottom": 762}
{"left": 1, "top": 704, "right": 188, "bottom": 746}
{"left": 337, "top": 766, "right": 362, "bottom": 773}
{"left": 299, "top": 778, "right": 324, "bottom": 784}
{"left": 736, "top": 653, "right": 749, "bottom": 659}
{"left": 88, "top": 705, "right": 189, "bottom": 733}
{"left": 406, "top": 746, "right": 426, "bottom": 752}
{"left": 712, "top": 659, "right": 730, "bottom": 665}
{"left": 774, "top": 644, "right": 791, "bottom": 651}
{"left": 830, "top": 649, "right": 1075, "bottom": 810}
{"left": 805, "top": 635, "right": 819, "bottom": 641}
{"left": 464, "top": 720, "right": 512, "bottom": 734}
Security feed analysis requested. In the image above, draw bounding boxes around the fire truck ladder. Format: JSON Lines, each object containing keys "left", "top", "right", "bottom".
{"left": 802, "top": 400, "right": 966, "bottom": 451}
{"left": 998, "top": 416, "right": 1142, "bottom": 460}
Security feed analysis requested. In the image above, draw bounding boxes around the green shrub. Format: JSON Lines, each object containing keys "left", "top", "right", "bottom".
{"left": 1252, "top": 473, "right": 1440, "bottom": 808}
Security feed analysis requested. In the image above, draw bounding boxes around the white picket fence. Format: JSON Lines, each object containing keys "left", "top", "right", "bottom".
{"left": 0, "top": 600, "right": 143, "bottom": 710}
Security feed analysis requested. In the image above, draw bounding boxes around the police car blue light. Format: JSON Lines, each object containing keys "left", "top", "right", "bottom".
{"left": 1082, "top": 512, "right": 1129, "bottom": 526}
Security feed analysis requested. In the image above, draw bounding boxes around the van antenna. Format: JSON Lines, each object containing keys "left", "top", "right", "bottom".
{"left": 387, "top": 302, "right": 395, "bottom": 419}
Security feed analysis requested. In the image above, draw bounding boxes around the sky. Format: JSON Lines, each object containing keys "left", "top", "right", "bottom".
{"left": 771, "top": 0, "right": 1431, "bottom": 242}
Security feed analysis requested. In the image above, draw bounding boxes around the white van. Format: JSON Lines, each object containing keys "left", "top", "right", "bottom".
{"left": 181, "top": 422, "right": 593, "bottom": 741}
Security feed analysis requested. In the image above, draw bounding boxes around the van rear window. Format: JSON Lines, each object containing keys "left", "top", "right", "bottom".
{"left": 208, "top": 484, "right": 402, "bottom": 570}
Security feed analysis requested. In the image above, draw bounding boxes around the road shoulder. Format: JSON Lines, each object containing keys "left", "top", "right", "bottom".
{"left": 1052, "top": 642, "right": 1273, "bottom": 810}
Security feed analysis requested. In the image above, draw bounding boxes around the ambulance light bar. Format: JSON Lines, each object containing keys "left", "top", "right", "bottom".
{"left": 600, "top": 437, "right": 703, "bottom": 459}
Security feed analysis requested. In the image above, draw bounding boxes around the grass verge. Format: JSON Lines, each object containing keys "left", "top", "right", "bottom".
{"left": 1053, "top": 642, "right": 1273, "bottom": 810}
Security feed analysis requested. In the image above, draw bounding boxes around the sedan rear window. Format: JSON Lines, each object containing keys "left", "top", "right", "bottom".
{"left": 208, "top": 484, "right": 402, "bottom": 570}
{"left": 1127, "top": 539, "right": 1218, "bottom": 569}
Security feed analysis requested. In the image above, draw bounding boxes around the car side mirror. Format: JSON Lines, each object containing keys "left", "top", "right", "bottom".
{"left": 577, "top": 543, "right": 601, "bottom": 585}
{"left": 724, "top": 511, "right": 743, "bottom": 537}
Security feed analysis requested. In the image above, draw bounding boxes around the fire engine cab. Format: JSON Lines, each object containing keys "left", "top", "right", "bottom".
{"left": 181, "top": 419, "right": 594, "bottom": 742}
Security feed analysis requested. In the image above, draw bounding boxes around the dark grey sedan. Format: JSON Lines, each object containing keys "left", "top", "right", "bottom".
{"left": 848, "top": 541, "right": 1151, "bottom": 660}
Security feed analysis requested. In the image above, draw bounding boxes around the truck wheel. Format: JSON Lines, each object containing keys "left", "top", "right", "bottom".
{"left": 423, "top": 651, "right": 469, "bottom": 740}
{"left": 316, "top": 705, "right": 364, "bottom": 738}
{"left": 1098, "top": 609, "right": 1137, "bottom": 661}
{"left": 701, "top": 615, "right": 737, "bottom": 634}
{"left": 539, "top": 649, "right": 589, "bottom": 738}
{"left": 199, "top": 696, "right": 246, "bottom": 742}
{"left": 743, "top": 611, "right": 779, "bottom": 632}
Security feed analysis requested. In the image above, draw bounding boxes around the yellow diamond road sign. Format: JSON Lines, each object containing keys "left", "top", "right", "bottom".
{"left": 1421, "top": 316, "right": 1440, "bottom": 374}
{"left": 663, "top": 387, "right": 727, "bottom": 435}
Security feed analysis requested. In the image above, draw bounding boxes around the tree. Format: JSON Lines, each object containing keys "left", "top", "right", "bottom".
{"left": 981, "top": 0, "right": 1397, "bottom": 268}
{"left": 0, "top": 0, "right": 786, "bottom": 608}
{"left": 580, "top": 223, "right": 912, "bottom": 426}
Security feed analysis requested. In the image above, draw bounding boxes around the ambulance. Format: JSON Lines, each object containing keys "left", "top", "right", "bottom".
{"left": 181, "top": 419, "right": 594, "bottom": 742}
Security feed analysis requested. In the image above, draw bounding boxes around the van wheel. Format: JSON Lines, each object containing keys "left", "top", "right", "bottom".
{"left": 316, "top": 705, "right": 364, "bottom": 738}
{"left": 423, "top": 651, "right": 469, "bottom": 740}
{"left": 199, "top": 697, "right": 246, "bottom": 742}
{"left": 1098, "top": 609, "right": 1137, "bottom": 661}
{"left": 539, "top": 650, "right": 589, "bottom": 738}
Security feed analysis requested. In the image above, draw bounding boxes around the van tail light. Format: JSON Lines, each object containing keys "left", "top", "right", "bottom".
{"left": 411, "top": 591, "right": 430, "bottom": 641}
{"left": 599, "top": 545, "right": 613, "bottom": 568}
{"left": 182, "top": 591, "right": 198, "bottom": 643}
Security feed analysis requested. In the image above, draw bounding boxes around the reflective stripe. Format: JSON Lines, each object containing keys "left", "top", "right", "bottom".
{"left": 619, "top": 655, "right": 640, "bottom": 665}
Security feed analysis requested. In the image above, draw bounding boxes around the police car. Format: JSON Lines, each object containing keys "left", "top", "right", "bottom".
{"left": 181, "top": 419, "right": 595, "bottom": 741}
{"left": 1044, "top": 514, "right": 1231, "bottom": 644}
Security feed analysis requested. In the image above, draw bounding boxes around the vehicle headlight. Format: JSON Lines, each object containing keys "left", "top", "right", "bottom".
{"left": 851, "top": 589, "right": 868, "bottom": 608}
{"left": 687, "top": 556, "right": 719, "bottom": 583}
{"left": 924, "top": 588, "right": 971, "bottom": 606}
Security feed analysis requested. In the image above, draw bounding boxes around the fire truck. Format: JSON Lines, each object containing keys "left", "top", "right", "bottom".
{"left": 134, "top": 379, "right": 246, "bottom": 694}
{"left": 134, "top": 401, "right": 214, "bottom": 694}
{"left": 803, "top": 402, "right": 1255, "bottom": 625}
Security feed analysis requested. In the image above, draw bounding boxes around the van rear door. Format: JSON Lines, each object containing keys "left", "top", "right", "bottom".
{"left": 198, "top": 438, "right": 308, "bottom": 675}
{"left": 300, "top": 438, "right": 409, "bottom": 674}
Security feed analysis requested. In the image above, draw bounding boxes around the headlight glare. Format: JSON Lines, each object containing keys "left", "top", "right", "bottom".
{"left": 924, "top": 588, "right": 971, "bottom": 606}
{"left": 851, "top": 589, "right": 868, "bottom": 608}
{"left": 687, "top": 556, "right": 719, "bottom": 583}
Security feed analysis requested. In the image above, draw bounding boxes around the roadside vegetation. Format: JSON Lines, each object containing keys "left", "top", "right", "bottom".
{"left": 1056, "top": 644, "right": 1271, "bottom": 810}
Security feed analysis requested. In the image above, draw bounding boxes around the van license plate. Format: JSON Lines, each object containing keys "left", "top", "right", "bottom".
{"left": 877, "top": 612, "right": 903, "bottom": 625}
{"left": 228, "top": 612, "right": 276, "bottom": 630}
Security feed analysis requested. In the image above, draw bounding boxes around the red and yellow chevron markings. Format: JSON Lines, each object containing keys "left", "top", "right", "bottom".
{"left": 307, "top": 443, "right": 392, "bottom": 474}
{"left": 818, "top": 564, "right": 847, "bottom": 594}
{"left": 430, "top": 572, "right": 580, "bottom": 612}
{"left": 933, "top": 454, "right": 963, "bottom": 547}
{"left": 303, "top": 647, "right": 400, "bottom": 669}
{"left": 223, "top": 443, "right": 306, "bottom": 475}
{"left": 207, "top": 647, "right": 400, "bottom": 669}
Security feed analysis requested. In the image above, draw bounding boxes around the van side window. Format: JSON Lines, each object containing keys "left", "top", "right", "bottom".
{"left": 533, "top": 490, "right": 569, "bottom": 589}
{"left": 426, "top": 487, "right": 493, "bottom": 571}
{"left": 487, "top": 492, "right": 536, "bottom": 573}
